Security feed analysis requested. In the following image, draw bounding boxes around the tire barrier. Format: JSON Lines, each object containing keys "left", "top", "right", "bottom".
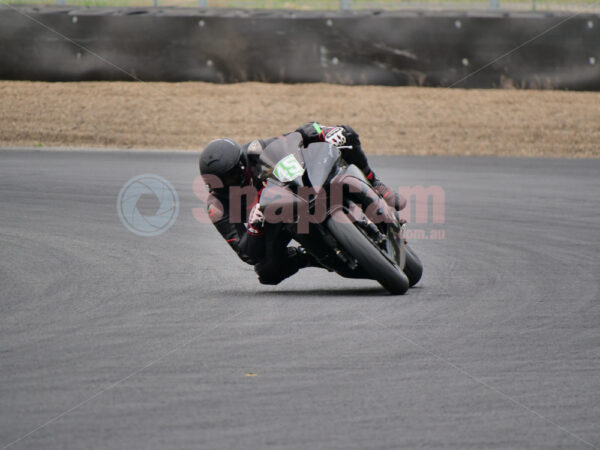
{"left": 1, "top": 6, "right": 598, "bottom": 89}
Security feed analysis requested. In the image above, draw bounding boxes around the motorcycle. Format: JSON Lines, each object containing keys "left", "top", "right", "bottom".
{"left": 253, "top": 132, "right": 423, "bottom": 295}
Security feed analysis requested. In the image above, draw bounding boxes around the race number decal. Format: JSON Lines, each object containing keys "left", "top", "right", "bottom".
{"left": 273, "top": 154, "right": 304, "bottom": 182}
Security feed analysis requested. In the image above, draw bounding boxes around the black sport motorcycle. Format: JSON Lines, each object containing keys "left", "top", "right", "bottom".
{"left": 254, "top": 132, "right": 423, "bottom": 295}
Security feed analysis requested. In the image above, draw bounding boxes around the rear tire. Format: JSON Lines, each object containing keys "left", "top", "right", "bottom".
{"left": 327, "top": 210, "right": 409, "bottom": 295}
{"left": 404, "top": 244, "right": 423, "bottom": 287}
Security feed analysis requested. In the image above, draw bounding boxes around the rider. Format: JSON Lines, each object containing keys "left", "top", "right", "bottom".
{"left": 199, "top": 122, "right": 406, "bottom": 285}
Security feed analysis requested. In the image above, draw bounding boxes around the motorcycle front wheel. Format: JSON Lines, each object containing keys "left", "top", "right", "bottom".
{"left": 326, "top": 209, "right": 410, "bottom": 295}
{"left": 404, "top": 243, "right": 423, "bottom": 287}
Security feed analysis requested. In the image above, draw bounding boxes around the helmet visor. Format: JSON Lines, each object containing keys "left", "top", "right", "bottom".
{"left": 219, "top": 164, "right": 244, "bottom": 189}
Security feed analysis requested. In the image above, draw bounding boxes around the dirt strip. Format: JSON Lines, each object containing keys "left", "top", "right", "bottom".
{"left": 1, "top": 81, "right": 599, "bottom": 157}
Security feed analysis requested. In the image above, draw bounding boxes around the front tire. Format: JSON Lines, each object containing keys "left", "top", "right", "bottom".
{"left": 326, "top": 210, "right": 409, "bottom": 295}
{"left": 404, "top": 244, "right": 423, "bottom": 287}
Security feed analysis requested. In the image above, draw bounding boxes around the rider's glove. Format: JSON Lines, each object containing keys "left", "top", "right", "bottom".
{"left": 247, "top": 203, "right": 265, "bottom": 235}
{"left": 322, "top": 126, "right": 347, "bottom": 146}
{"left": 296, "top": 122, "right": 360, "bottom": 148}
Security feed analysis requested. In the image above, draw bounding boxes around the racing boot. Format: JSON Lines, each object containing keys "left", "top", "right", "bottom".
{"left": 366, "top": 170, "right": 406, "bottom": 212}
{"left": 296, "top": 247, "right": 330, "bottom": 271}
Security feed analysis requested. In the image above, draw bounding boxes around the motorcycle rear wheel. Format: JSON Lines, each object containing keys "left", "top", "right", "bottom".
{"left": 326, "top": 210, "right": 410, "bottom": 295}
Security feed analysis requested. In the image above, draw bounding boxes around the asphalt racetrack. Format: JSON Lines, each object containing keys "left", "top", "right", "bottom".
{"left": 1, "top": 149, "right": 599, "bottom": 449}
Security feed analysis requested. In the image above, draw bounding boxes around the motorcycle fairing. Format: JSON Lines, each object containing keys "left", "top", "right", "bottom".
{"left": 301, "top": 142, "right": 340, "bottom": 190}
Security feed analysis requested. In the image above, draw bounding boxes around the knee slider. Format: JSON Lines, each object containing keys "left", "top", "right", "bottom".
{"left": 254, "top": 262, "right": 286, "bottom": 285}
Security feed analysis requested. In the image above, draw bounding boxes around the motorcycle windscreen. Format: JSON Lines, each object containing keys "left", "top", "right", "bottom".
{"left": 301, "top": 142, "right": 340, "bottom": 189}
{"left": 259, "top": 132, "right": 305, "bottom": 183}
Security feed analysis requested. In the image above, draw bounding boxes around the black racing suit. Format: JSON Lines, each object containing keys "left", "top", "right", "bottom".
{"left": 205, "top": 123, "right": 376, "bottom": 285}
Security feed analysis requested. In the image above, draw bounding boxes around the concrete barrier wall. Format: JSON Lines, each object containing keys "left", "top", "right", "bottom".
{"left": 1, "top": 6, "right": 599, "bottom": 89}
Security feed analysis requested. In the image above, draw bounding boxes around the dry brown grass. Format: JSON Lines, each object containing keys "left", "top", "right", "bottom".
{"left": 1, "top": 81, "right": 599, "bottom": 158}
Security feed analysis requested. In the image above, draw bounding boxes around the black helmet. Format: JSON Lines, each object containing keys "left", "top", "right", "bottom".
{"left": 199, "top": 138, "right": 249, "bottom": 190}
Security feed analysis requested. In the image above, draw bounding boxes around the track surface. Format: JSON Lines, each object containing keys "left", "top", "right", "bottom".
{"left": 1, "top": 149, "right": 599, "bottom": 450}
